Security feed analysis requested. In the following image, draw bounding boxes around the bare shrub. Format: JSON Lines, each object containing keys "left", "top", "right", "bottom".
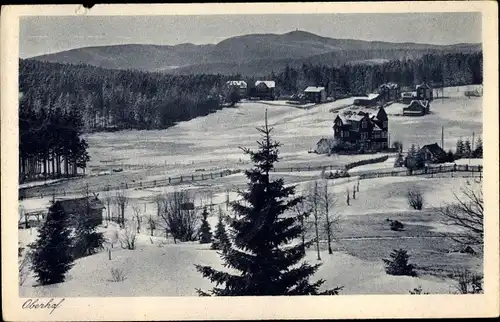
{"left": 109, "top": 268, "right": 126, "bottom": 282}
{"left": 439, "top": 184, "right": 483, "bottom": 245}
{"left": 147, "top": 214, "right": 156, "bottom": 237}
{"left": 390, "top": 220, "right": 405, "bottom": 231}
{"left": 119, "top": 226, "right": 137, "bottom": 250}
{"left": 132, "top": 204, "right": 142, "bottom": 234}
{"left": 409, "top": 286, "right": 429, "bottom": 295}
{"left": 454, "top": 269, "right": 483, "bottom": 294}
{"left": 407, "top": 187, "right": 424, "bottom": 210}
{"left": 115, "top": 189, "right": 129, "bottom": 227}
{"left": 158, "top": 190, "right": 199, "bottom": 243}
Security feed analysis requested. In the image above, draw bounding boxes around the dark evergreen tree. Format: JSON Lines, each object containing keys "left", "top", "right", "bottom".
{"left": 30, "top": 203, "right": 75, "bottom": 285}
{"left": 211, "top": 207, "right": 230, "bottom": 250}
{"left": 383, "top": 249, "right": 417, "bottom": 277}
{"left": 473, "top": 137, "right": 483, "bottom": 158}
{"left": 196, "top": 111, "right": 342, "bottom": 296}
{"left": 446, "top": 150, "right": 455, "bottom": 163}
{"left": 72, "top": 197, "right": 105, "bottom": 258}
{"left": 455, "top": 138, "right": 465, "bottom": 160}
{"left": 464, "top": 139, "right": 472, "bottom": 158}
{"left": 199, "top": 207, "right": 213, "bottom": 244}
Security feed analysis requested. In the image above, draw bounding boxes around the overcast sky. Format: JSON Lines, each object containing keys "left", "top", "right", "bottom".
{"left": 20, "top": 12, "right": 482, "bottom": 58}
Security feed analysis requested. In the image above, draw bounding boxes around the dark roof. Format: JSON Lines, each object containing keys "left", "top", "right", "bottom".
{"left": 54, "top": 197, "right": 105, "bottom": 215}
{"left": 420, "top": 143, "right": 446, "bottom": 157}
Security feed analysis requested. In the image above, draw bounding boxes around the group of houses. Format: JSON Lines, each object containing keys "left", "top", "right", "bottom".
{"left": 226, "top": 79, "right": 331, "bottom": 103}
{"left": 317, "top": 82, "right": 436, "bottom": 154}
{"left": 226, "top": 80, "right": 276, "bottom": 100}
{"left": 401, "top": 83, "right": 433, "bottom": 116}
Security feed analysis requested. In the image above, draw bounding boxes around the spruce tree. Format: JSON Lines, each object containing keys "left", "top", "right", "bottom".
{"left": 72, "top": 210, "right": 105, "bottom": 258}
{"left": 211, "top": 207, "right": 229, "bottom": 250}
{"left": 473, "top": 137, "right": 483, "bottom": 158}
{"left": 196, "top": 111, "right": 342, "bottom": 296}
{"left": 199, "top": 207, "right": 213, "bottom": 244}
{"left": 464, "top": 139, "right": 472, "bottom": 158}
{"left": 30, "top": 202, "right": 75, "bottom": 285}
{"left": 455, "top": 138, "right": 464, "bottom": 159}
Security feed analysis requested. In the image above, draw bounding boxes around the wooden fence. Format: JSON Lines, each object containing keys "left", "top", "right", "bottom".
{"left": 356, "top": 164, "right": 482, "bottom": 180}
{"left": 19, "top": 163, "right": 482, "bottom": 200}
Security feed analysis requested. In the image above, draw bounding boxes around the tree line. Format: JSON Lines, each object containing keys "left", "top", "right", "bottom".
{"left": 270, "top": 52, "right": 482, "bottom": 97}
{"left": 20, "top": 59, "right": 235, "bottom": 132}
{"left": 19, "top": 97, "right": 90, "bottom": 183}
{"left": 20, "top": 51, "right": 482, "bottom": 134}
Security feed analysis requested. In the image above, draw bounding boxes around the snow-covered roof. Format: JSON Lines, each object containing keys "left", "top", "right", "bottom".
{"left": 372, "top": 123, "right": 382, "bottom": 131}
{"left": 409, "top": 100, "right": 429, "bottom": 108}
{"left": 255, "top": 81, "right": 276, "bottom": 88}
{"left": 304, "top": 86, "right": 325, "bottom": 93}
{"left": 379, "top": 83, "right": 399, "bottom": 89}
{"left": 349, "top": 114, "right": 365, "bottom": 122}
{"left": 416, "top": 83, "right": 432, "bottom": 90}
{"left": 401, "top": 92, "right": 417, "bottom": 97}
{"left": 226, "top": 80, "right": 247, "bottom": 88}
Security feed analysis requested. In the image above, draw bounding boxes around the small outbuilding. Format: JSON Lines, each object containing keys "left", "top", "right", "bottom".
{"left": 417, "top": 143, "right": 447, "bottom": 164}
{"left": 304, "top": 86, "right": 327, "bottom": 103}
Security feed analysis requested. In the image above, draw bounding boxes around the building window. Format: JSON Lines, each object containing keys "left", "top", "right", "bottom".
{"left": 383, "top": 121, "right": 388, "bottom": 128}
{"left": 362, "top": 121, "right": 367, "bottom": 129}
{"left": 344, "top": 131, "right": 350, "bottom": 137}
{"left": 361, "top": 132, "right": 368, "bottom": 139}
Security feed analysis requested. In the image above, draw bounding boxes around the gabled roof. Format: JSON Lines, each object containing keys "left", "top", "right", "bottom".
{"left": 409, "top": 100, "right": 429, "bottom": 108}
{"left": 416, "top": 83, "right": 432, "bottom": 90}
{"left": 379, "top": 83, "right": 400, "bottom": 90}
{"left": 255, "top": 80, "right": 276, "bottom": 88}
{"left": 420, "top": 143, "right": 446, "bottom": 157}
{"left": 372, "top": 123, "right": 382, "bottom": 131}
{"left": 304, "top": 86, "right": 325, "bottom": 93}
{"left": 226, "top": 80, "right": 247, "bottom": 88}
{"left": 54, "top": 197, "right": 105, "bottom": 216}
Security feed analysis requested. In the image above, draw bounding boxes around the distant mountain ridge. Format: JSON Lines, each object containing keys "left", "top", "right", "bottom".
{"left": 31, "top": 30, "right": 482, "bottom": 75}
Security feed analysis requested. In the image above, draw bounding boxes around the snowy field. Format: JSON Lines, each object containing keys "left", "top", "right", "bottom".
{"left": 18, "top": 86, "right": 483, "bottom": 296}
{"left": 19, "top": 174, "right": 482, "bottom": 297}
{"left": 21, "top": 87, "right": 482, "bottom": 198}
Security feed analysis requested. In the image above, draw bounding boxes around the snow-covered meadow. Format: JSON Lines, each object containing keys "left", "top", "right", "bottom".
{"left": 18, "top": 88, "right": 483, "bottom": 296}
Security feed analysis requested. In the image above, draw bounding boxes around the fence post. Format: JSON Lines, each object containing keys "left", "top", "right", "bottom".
{"left": 168, "top": 177, "right": 171, "bottom": 183}
{"left": 154, "top": 180, "right": 156, "bottom": 186}
{"left": 201, "top": 174, "right": 204, "bottom": 180}
{"left": 211, "top": 173, "right": 213, "bottom": 179}
{"left": 180, "top": 176, "right": 182, "bottom": 182}
{"left": 221, "top": 172, "right": 223, "bottom": 177}
{"left": 125, "top": 183, "right": 128, "bottom": 189}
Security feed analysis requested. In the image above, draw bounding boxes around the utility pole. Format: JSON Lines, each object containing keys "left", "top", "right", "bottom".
{"left": 472, "top": 132, "right": 475, "bottom": 152}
